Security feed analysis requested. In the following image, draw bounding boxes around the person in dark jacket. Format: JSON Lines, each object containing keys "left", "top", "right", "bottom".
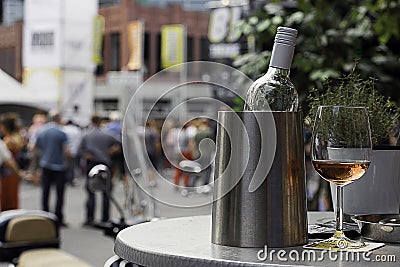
{"left": 78, "top": 114, "right": 121, "bottom": 225}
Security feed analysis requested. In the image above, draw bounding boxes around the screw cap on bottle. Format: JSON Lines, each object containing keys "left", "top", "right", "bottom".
{"left": 270, "top": 27, "right": 298, "bottom": 70}
{"left": 275, "top": 27, "right": 298, "bottom": 47}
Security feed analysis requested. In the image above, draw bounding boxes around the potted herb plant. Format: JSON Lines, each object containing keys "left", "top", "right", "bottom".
{"left": 307, "top": 70, "right": 400, "bottom": 215}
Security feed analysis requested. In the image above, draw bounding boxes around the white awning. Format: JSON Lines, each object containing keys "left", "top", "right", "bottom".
{"left": 0, "top": 68, "right": 57, "bottom": 110}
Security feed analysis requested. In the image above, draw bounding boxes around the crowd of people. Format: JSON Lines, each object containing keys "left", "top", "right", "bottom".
{"left": 0, "top": 111, "right": 127, "bottom": 227}
{"left": 158, "top": 118, "right": 216, "bottom": 189}
{"left": 0, "top": 111, "right": 217, "bottom": 226}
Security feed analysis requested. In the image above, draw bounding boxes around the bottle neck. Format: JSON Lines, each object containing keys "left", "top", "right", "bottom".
{"left": 269, "top": 42, "right": 295, "bottom": 70}
{"left": 265, "top": 66, "right": 290, "bottom": 77}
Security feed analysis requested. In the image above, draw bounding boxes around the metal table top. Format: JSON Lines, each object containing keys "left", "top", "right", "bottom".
{"left": 114, "top": 212, "right": 399, "bottom": 267}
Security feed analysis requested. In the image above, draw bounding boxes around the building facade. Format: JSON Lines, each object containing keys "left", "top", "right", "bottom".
{"left": 0, "top": 21, "right": 22, "bottom": 80}
{"left": 0, "top": 0, "right": 211, "bottom": 122}
{"left": 98, "top": 0, "right": 209, "bottom": 78}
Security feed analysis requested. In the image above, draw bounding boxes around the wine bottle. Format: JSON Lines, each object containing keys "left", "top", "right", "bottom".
{"left": 244, "top": 26, "right": 298, "bottom": 111}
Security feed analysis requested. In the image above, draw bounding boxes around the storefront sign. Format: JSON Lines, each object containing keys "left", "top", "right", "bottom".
{"left": 207, "top": 6, "right": 243, "bottom": 59}
{"left": 127, "top": 20, "right": 144, "bottom": 71}
{"left": 93, "top": 15, "right": 105, "bottom": 65}
{"left": 161, "top": 24, "right": 186, "bottom": 69}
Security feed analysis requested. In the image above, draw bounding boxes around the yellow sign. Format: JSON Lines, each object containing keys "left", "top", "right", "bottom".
{"left": 161, "top": 24, "right": 186, "bottom": 69}
{"left": 92, "top": 15, "right": 105, "bottom": 65}
{"left": 127, "top": 21, "right": 144, "bottom": 71}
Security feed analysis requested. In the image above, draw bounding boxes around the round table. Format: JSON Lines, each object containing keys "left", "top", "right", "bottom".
{"left": 114, "top": 213, "right": 400, "bottom": 267}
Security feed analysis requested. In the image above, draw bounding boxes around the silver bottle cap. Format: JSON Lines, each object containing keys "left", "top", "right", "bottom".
{"left": 275, "top": 27, "right": 298, "bottom": 47}
{"left": 270, "top": 27, "right": 298, "bottom": 70}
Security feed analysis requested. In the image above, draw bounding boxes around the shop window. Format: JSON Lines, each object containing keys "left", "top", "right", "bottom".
{"left": 110, "top": 33, "right": 120, "bottom": 71}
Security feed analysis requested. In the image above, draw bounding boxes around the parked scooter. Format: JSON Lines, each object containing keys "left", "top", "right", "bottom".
{"left": 0, "top": 209, "right": 91, "bottom": 266}
{"left": 87, "top": 164, "right": 150, "bottom": 238}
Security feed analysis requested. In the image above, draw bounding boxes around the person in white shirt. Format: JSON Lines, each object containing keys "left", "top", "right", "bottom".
{"left": 0, "top": 139, "right": 20, "bottom": 175}
{"left": 63, "top": 120, "right": 83, "bottom": 186}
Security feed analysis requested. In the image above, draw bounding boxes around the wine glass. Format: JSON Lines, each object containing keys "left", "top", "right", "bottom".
{"left": 311, "top": 106, "right": 372, "bottom": 249}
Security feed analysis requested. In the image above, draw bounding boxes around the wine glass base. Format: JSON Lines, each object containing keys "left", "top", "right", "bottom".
{"left": 312, "top": 231, "right": 365, "bottom": 250}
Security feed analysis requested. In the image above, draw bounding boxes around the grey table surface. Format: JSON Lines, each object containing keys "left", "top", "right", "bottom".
{"left": 114, "top": 212, "right": 400, "bottom": 267}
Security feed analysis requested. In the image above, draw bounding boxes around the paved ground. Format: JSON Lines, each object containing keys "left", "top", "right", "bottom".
{"left": 0, "top": 170, "right": 212, "bottom": 266}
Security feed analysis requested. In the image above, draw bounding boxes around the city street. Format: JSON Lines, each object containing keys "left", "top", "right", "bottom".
{"left": 0, "top": 171, "right": 212, "bottom": 266}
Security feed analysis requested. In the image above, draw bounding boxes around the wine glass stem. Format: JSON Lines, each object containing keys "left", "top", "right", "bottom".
{"left": 335, "top": 185, "right": 344, "bottom": 232}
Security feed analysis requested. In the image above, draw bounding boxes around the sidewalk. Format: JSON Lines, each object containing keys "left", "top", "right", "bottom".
{"left": 1, "top": 172, "right": 211, "bottom": 266}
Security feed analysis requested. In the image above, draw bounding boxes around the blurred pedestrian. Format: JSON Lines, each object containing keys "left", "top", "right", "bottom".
{"left": 0, "top": 138, "right": 22, "bottom": 210}
{"left": 148, "top": 120, "right": 161, "bottom": 169}
{"left": 144, "top": 120, "right": 161, "bottom": 186}
{"left": 0, "top": 113, "right": 24, "bottom": 211}
{"left": 190, "top": 118, "right": 214, "bottom": 186}
{"left": 185, "top": 119, "right": 198, "bottom": 140}
{"left": 78, "top": 114, "right": 121, "bottom": 225}
{"left": 35, "top": 112, "right": 71, "bottom": 226}
{"left": 105, "top": 111, "right": 122, "bottom": 141}
{"left": 104, "top": 111, "right": 130, "bottom": 203}
{"left": 104, "top": 111, "right": 125, "bottom": 177}
{"left": 26, "top": 113, "right": 47, "bottom": 184}
{"left": 161, "top": 119, "right": 177, "bottom": 170}
{"left": 173, "top": 123, "right": 192, "bottom": 188}
{"left": 27, "top": 113, "right": 47, "bottom": 144}
{"left": 63, "top": 120, "right": 83, "bottom": 186}
{"left": 0, "top": 139, "right": 21, "bottom": 176}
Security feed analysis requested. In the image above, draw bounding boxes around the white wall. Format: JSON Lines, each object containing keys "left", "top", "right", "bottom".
{"left": 23, "top": 0, "right": 98, "bottom": 125}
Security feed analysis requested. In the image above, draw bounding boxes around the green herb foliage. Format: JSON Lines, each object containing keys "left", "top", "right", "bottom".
{"left": 233, "top": 0, "right": 400, "bottom": 112}
{"left": 307, "top": 70, "right": 400, "bottom": 146}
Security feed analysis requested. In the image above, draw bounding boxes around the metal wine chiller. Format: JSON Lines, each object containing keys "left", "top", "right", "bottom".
{"left": 211, "top": 111, "right": 308, "bottom": 248}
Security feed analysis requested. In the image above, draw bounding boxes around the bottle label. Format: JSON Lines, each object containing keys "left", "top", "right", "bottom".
{"left": 269, "top": 43, "right": 295, "bottom": 70}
